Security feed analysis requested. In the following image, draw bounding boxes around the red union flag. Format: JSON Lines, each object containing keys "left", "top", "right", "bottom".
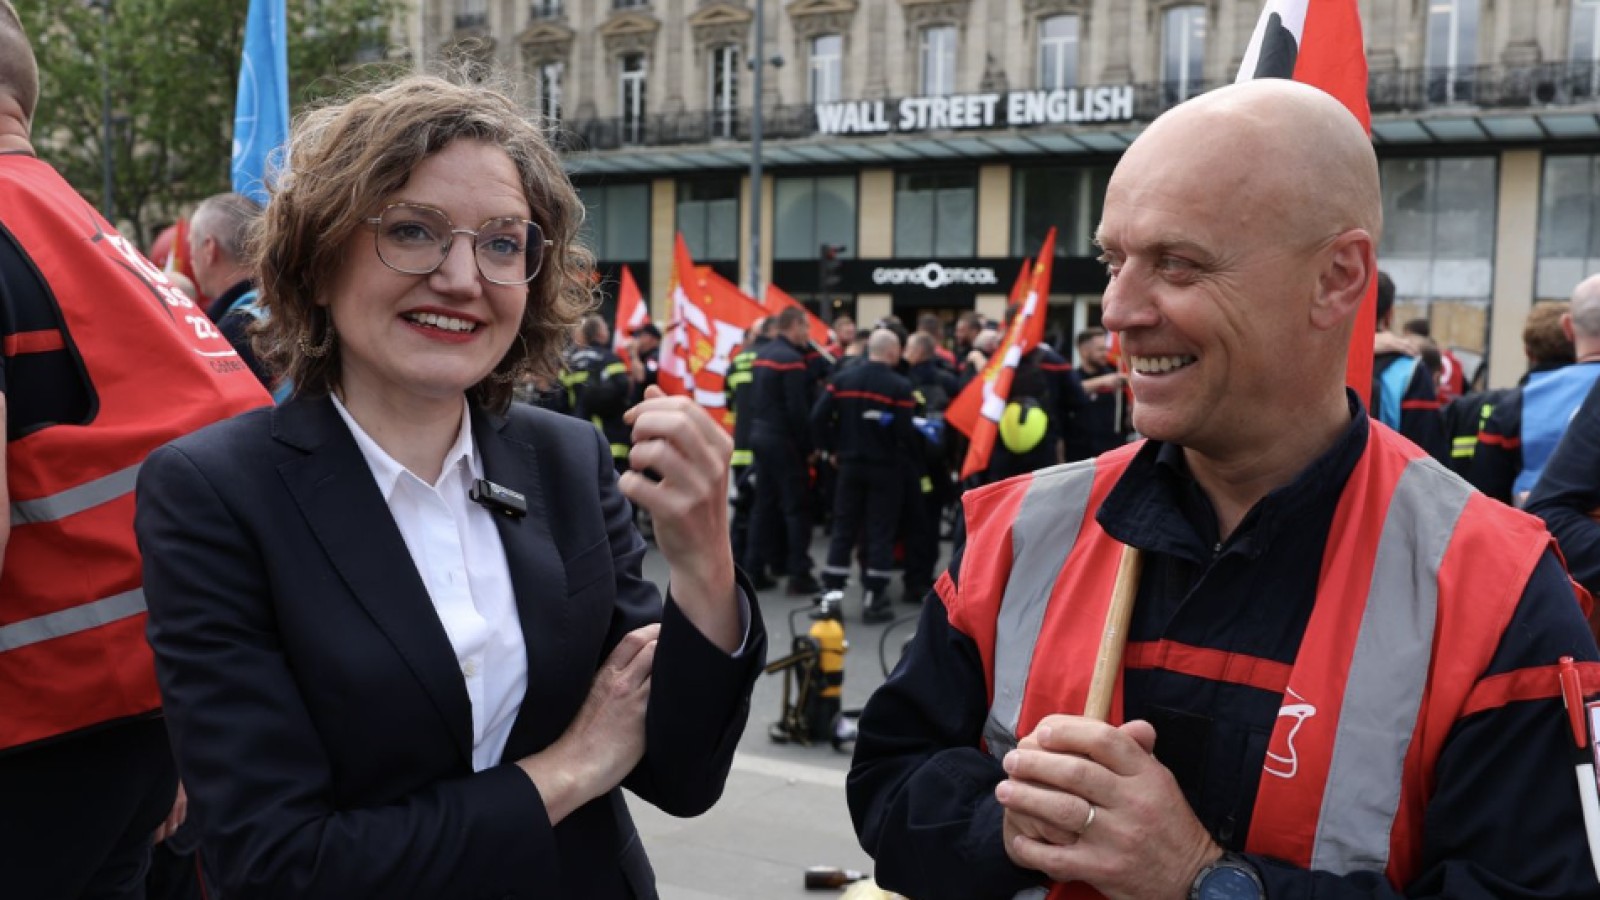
{"left": 1236, "top": 0, "right": 1375, "bottom": 405}
{"left": 764, "top": 283, "right": 832, "bottom": 349}
{"left": 611, "top": 264, "right": 649, "bottom": 354}
{"left": 656, "top": 237, "right": 765, "bottom": 430}
{"left": 947, "top": 230, "right": 1055, "bottom": 479}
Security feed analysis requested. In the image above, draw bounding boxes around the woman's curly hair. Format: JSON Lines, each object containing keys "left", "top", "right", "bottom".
{"left": 251, "top": 71, "right": 595, "bottom": 413}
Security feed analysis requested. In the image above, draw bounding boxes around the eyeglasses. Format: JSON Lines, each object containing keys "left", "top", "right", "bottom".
{"left": 364, "top": 202, "right": 553, "bottom": 285}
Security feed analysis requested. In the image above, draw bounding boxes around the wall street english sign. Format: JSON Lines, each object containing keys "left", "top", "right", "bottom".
{"left": 815, "top": 86, "right": 1136, "bottom": 136}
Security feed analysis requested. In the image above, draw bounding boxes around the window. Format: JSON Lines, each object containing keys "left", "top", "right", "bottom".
{"left": 920, "top": 25, "right": 957, "bottom": 96}
{"left": 1425, "top": 0, "right": 1478, "bottom": 104}
{"left": 456, "top": 0, "right": 487, "bottom": 29}
{"left": 1162, "top": 6, "right": 1206, "bottom": 104}
{"left": 1572, "top": 0, "right": 1600, "bottom": 99}
{"left": 613, "top": 0, "right": 647, "bottom": 8}
{"left": 709, "top": 45, "right": 740, "bottom": 139}
{"left": 678, "top": 179, "right": 740, "bottom": 261}
{"left": 577, "top": 183, "right": 651, "bottom": 262}
{"left": 775, "top": 175, "right": 857, "bottom": 260}
{"left": 1037, "top": 15, "right": 1080, "bottom": 90}
{"left": 530, "top": 0, "right": 563, "bottom": 19}
{"left": 619, "top": 53, "right": 648, "bottom": 145}
{"left": 895, "top": 170, "right": 976, "bottom": 257}
{"left": 1379, "top": 157, "right": 1496, "bottom": 301}
{"left": 810, "top": 34, "right": 843, "bottom": 103}
{"left": 1537, "top": 155, "right": 1600, "bottom": 299}
{"left": 536, "top": 61, "right": 563, "bottom": 124}
{"left": 1011, "top": 165, "right": 1112, "bottom": 257}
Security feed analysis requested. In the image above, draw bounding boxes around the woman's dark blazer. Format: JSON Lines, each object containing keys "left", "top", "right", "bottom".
{"left": 134, "top": 394, "right": 765, "bottom": 899}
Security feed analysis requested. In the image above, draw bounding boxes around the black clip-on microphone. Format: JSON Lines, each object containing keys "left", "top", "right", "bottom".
{"left": 469, "top": 478, "right": 528, "bottom": 519}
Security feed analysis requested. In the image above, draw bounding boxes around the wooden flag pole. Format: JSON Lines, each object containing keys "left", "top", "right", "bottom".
{"left": 1084, "top": 544, "right": 1142, "bottom": 721}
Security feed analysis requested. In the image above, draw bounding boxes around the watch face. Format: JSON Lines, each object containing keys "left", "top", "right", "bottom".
{"left": 1198, "top": 865, "right": 1262, "bottom": 900}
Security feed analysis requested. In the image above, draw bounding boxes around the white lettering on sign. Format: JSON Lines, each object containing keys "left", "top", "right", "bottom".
{"left": 871, "top": 263, "right": 1000, "bottom": 289}
{"left": 815, "top": 87, "right": 1133, "bottom": 136}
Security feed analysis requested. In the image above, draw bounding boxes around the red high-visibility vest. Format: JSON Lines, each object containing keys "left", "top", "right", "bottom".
{"left": 0, "top": 155, "right": 270, "bottom": 751}
{"left": 944, "top": 424, "right": 1591, "bottom": 897}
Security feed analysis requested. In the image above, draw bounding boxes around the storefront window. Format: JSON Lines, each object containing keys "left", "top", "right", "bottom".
{"left": 895, "top": 170, "right": 975, "bottom": 258}
{"left": 1012, "top": 165, "right": 1111, "bottom": 257}
{"left": 1537, "top": 155, "right": 1600, "bottom": 300}
{"left": 677, "top": 178, "right": 740, "bottom": 261}
{"left": 1379, "top": 156, "right": 1495, "bottom": 301}
{"left": 775, "top": 175, "right": 857, "bottom": 261}
{"left": 577, "top": 183, "right": 651, "bottom": 262}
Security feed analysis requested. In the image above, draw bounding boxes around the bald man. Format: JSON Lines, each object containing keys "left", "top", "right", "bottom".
{"left": 810, "top": 328, "right": 916, "bottom": 623}
{"left": 1474, "top": 278, "right": 1600, "bottom": 506}
{"left": 849, "top": 80, "right": 1600, "bottom": 900}
{"left": 0, "top": 2, "right": 269, "bottom": 897}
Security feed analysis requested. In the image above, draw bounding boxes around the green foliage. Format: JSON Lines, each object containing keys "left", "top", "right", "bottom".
{"left": 14, "top": 0, "right": 403, "bottom": 249}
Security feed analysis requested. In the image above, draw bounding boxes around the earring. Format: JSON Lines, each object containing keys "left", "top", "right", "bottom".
{"left": 298, "top": 317, "right": 335, "bottom": 358}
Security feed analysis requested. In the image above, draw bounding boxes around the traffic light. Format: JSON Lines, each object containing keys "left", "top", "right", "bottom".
{"left": 819, "top": 243, "right": 846, "bottom": 291}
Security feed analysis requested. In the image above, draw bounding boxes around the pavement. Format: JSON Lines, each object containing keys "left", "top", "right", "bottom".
{"left": 629, "top": 528, "right": 950, "bottom": 899}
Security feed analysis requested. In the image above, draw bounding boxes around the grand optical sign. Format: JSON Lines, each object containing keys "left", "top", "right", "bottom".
{"left": 872, "top": 262, "right": 999, "bottom": 289}
{"left": 815, "top": 86, "right": 1135, "bottom": 136}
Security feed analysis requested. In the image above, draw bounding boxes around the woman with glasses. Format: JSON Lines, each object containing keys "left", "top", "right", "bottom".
{"left": 133, "top": 74, "right": 764, "bottom": 898}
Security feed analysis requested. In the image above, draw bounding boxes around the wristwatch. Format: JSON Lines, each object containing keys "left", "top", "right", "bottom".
{"left": 1188, "top": 852, "right": 1265, "bottom": 900}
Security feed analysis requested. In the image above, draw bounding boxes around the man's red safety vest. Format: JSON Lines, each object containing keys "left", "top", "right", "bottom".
{"left": 0, "top": 155, "right": 270, "bottom": 751}
{"left": 943, "top": 424, "right": 1590, "bottom": 898}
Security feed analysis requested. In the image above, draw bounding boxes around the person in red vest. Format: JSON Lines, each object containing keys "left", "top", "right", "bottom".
{"left": 848, "top": 79, "right": 1600, "bottom": 900}
{"left": 0, "top": 4, "right": 271, "bottom": 896}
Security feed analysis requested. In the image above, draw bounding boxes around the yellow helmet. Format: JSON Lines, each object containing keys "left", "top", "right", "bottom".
{"left": 999, "top": 399, "right": 1049, "bottom": 454}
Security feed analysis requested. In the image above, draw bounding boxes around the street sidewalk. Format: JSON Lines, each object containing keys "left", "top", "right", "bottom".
{"left": 633, "top": 530, "right": 948, "bottom": 897}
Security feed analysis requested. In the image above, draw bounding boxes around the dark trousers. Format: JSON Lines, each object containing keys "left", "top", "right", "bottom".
{"left": 747, "top": 431, "right": 813, "bottom": 579}
{"left": 730, "top": 463, "right": 756, "bottom": 567}
{"left": 822, "top": 463, "right": 904, "bottom": 594}
{"left": 900, "top": 470, "right": 942, "bottom": 600}
{"left": 0, "top": 716, "right": 178, "bottom": 900}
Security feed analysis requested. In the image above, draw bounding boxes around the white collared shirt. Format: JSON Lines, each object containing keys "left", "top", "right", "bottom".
{"left": 332, "top": 395, "right": 527, "bottom": 772}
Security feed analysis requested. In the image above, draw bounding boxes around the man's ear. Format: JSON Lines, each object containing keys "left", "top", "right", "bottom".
{"left": 1310, "top": 230, "right": 1374, "bottom": 332}
{"left": 1563, "top": 313, "right": 1576, "bottom": 346}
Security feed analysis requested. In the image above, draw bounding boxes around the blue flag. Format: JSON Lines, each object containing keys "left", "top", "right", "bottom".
{"left": 232, "top": 0, "right": 289, "bottom": 204}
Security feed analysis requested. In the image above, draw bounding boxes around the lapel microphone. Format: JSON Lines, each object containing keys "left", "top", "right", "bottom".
{"left": 469, "top": 478, "right": 527, "bottom": 519}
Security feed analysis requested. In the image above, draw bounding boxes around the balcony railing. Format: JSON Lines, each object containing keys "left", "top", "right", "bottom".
{"left": 556, "top": 63, "right": 1600, "bottom": 154}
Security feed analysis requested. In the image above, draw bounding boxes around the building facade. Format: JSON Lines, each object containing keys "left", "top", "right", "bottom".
{"left": 404, "top": 0, "right": 1600, "bottom": 387}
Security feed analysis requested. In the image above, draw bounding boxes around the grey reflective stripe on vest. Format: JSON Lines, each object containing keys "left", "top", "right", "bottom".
{"left": 982, "top": 461, "right": 1098, "bottom": 758}
{"left": 0, "top": 588, "right": 146, "bottom": 652}
{"left": 10, "top": 462, "right": 141, "bottom": 526}
{"left": 1309, "top": 456, "right": 1469, "bottom": 874}
{"left": 982, "top": 450, "right": 1474, "bottom": 880}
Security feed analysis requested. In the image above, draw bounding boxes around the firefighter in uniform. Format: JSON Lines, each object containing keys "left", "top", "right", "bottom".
{"left": 848, "top": 80, "right": 1600, "bottom": 900}
{"left": 726, "top": 317, "right": 776, "bottom": 585}
{"left": 0, "top": 8, "right": 272, "bottom": 891}
{"left": 745, "top": 307, "right": 821, "bottom": 596}
{"left": 562, "top": 314, "right": 632, "bottom": 474}
{"left": 812, "top": 329, "right": 918, "bottom": 623}
{"left": 902, "top": 332, "right": 959, "bottom": 605}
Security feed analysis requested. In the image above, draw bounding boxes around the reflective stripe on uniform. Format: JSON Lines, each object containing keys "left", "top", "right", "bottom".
{"left": 732, "top": 449, "right": 754, "bottom": 466}
{"left": 11, "top": 462, "right": 140, "bottom": 526}
{"left": 983, "top": 462, "right": 1096, "bottom": 757}
{"left": 602, "top": 362, "right": 629, "bottom": 379}
{"left": 1451, "top": 435, "right": 1477, "bottom": 459}
{"left": 0, "top": 588, "right": 146, "bottom": 652}
{"left": 1310, "top": 457, "right": 1466, "bottom": 873}
{"left": 610, "top": 443, "right": 630, "bottom": 459}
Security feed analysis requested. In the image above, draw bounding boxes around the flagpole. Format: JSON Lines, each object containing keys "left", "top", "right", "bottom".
{"left": 746, "top": 0, "right": 764, "bottom": 300}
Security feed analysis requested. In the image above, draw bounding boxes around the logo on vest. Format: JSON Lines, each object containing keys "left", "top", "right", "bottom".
{"left": 1264, "top": 688, "right": 1317, "bottom": 779}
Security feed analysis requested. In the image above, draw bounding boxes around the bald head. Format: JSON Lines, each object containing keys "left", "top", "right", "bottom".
{"left": 1117, "top": 80, "right": 1381, "bottom": 250}
{"left": 868, "top": 328, "right": 902, "bottom": 364}
{"left": 0, "top": 0, "right": 37, "bottom": 140}
{"left": 1571, "top": 275, "right": 1600, "bottom": 340}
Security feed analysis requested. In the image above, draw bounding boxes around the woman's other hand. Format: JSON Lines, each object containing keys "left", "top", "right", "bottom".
{"left": 516, "top": 623, "right": 658, "bottom": 824}
{"left": 619, "top": 387, "right": 741, "bottom": 652}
